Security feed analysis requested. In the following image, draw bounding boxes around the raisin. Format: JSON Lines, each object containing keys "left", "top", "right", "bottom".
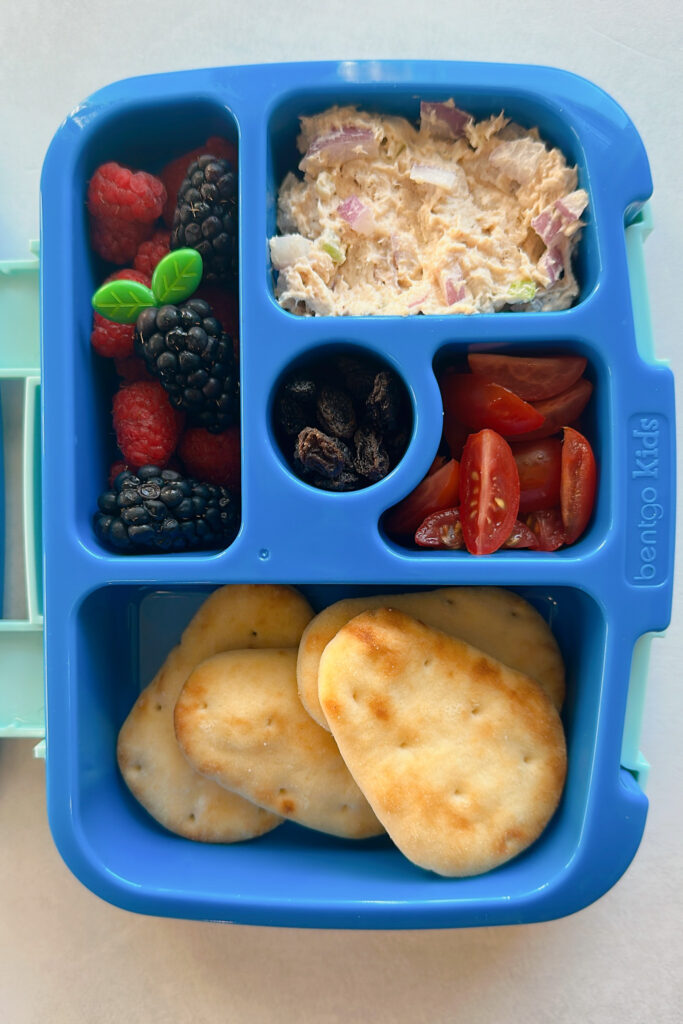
{"left": 331, "top": 355, "right": 378, "bottom": 403}
{"left": 316, "top": 386, "right": 357, "bottom": 440}
{"left": 365, "top": 370, "right": 403, "bottom": 433}
{"left": 283, "top": 375, "right": 318, "bottom": 406}
{"left": 309, "top": 469, "right": 363, "bottom": 492}
{"left": 275, "top": 394, "right": 309, "bottom": 436}
{"left": 294, "top": 428, "right": 352, "bottom": 479}
{"left": 353, "top": 426, "right": 391, "bottom": 482}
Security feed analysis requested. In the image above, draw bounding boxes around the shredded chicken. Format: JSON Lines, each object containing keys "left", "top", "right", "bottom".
{"left": 269, "top": 102, "right": 588, "bottom": 316}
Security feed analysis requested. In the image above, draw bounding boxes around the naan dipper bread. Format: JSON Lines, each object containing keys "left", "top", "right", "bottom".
{"left": 174, "top": 648, "right": 384, "bottom": 839}
{"left": 318, "top": 607, "right": 567, "bottom": 877}
{"left": 117, "top": 584, "right": 314, "bottom": 841}
{"left": 297, "top": 586, "right": 565, "bottom": 729}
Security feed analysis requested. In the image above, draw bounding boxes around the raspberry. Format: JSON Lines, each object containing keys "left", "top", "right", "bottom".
{"left": 88, "top": 162, "right": 166, "bottom": 224}
{"left": 91, "top": 268, "right": 152, "bottom": 359}
{"left": 178, "top": 425, "right": 241, "bottom": 490}
{"left": 109, "top": 459, "right": 129, "bottom": 487}
{"left": 92, "top": 315, "right": 136, "bottom": 359}
{"left": 113, "top": 380, "right": 184, "bottom": 468}
{"left": 105, "top": 268, "right": 152, "bottom": 287}
{"left": 134, "top": 229, "right": 171, "bottom": 277}
{"left": 160, "top": 138, "right": 237, "bottom": 226}
{"left": 90, "top": 216, "right": 153, "bottom": 264}
{"left": 114, "top": 355, "right": 155, "bottom": 382}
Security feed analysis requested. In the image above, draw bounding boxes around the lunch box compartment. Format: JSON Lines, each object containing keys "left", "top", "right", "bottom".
{"left": 57, "top": 98, "right": 240, "bottom": 558}
{"left": 379, "top": 341, "right": 604, "bottom": 555}
{"left": 59, "top": 582, "right": 608, "bottom": 925}
{"left": 266, "top": 84, "right": 599, "bottom": 310}
{"left": 268, "top": 341, "right": 414, "bottom": 490}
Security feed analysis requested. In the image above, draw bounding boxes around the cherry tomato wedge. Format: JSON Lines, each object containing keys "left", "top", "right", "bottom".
{"left": 560, "top": 426, "right": 597, "bottom": 544}
{"left": 415, "top": 508, "right": 464, "bottom": 549}
{"left": 384, "top": 458, "right": 460, "bottom": 539}
{"left": 467, "top": 353, "right": 587, "bottom": 401}
{"left": 503, "top": 520, "right": 539, "bottom": 549}
{"left": 511, "top": 437, "right": 562, "bottom": 515}
{"left": 439, "top": 373, "right": 545, "bottom": 437}
{"left": 460, "top": 429, "right": 520, "bottom": 555}
{"left": 526, "top": 509, "right": 566, "bottom": 551}
{"left": 427, "top": 454, "right": 448, "bottom": 476}
{"left": 511, "top": 377, "right": 593, "bottom": 442}
{"left": 415, "top": 510, "right": 537, "bottom": 551}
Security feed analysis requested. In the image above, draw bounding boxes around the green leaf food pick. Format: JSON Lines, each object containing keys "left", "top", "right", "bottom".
{"left": 151, "top": 248, "right": 203, "bottom": 305}
{"left": 91, "top": 280, "right": 156, "bottom": 324}
{"left": 91, "top": 249, "right": 204, "bottom": 324}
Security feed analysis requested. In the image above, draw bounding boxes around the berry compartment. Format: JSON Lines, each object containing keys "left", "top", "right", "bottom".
{"left": 48, "top": 95, "right": 241, "bottom": 558}
{"left": 46, "top": 581, "right": 645, "bottom": 927}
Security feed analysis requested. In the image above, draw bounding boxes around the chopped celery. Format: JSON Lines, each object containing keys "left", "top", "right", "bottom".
{"left": 322, "top": 240, "right": 345, "bottom": 264}
{"left": 507, "top": 279, "right": 537, "bottom": 303}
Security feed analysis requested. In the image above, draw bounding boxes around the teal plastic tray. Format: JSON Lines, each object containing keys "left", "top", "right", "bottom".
{"left": 0, "top": 242, "right": 44, "bottom": 755}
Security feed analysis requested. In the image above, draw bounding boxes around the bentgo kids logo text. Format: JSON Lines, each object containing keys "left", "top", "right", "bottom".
{"left": 628, "top": 415, "right": 670, "bottom": 584}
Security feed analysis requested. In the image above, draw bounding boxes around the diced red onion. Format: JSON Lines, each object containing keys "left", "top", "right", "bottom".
{"left": 532, "top": 208, "right": 554, "bottom": 243}
{"left": 532, "top": 190, "right": 588, "bottom": 245}
{"left": 538, "top": 245, "right": 564, "bottom": 284}
{"left": 302, "top": 126, "right": 379, "bottom": 168}
{"left": 420, "top": 101, "right": 472, "bottom": 139}
{"left": 409, "top": 163, "right": 458, "bottom": 190}
{"left": 444, "top": 278, "right": 466, "bottom": 305}
{"left": 337, "top": 195, "right": 375, "bottom": 235}
{"left": 440, "top": 264, "right": 465, "bottom": 305}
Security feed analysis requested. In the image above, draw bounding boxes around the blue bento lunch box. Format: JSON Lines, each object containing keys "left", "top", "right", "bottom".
{"left": 39, "top": 60, "right": 675, "bottom": 928}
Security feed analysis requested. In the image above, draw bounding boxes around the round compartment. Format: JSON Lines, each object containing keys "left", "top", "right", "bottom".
{"left": 269, "top": 343, "right": 413, "bottom": 493}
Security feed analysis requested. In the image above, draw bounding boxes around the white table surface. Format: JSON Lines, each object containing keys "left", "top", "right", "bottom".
{"left": 0, "top": 3, "right": 681, "bottom": 1021}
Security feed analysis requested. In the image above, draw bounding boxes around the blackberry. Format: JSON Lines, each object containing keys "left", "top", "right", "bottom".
{"left": 135, "top": 298, "right": 239, "bottom": 432}
{"left": 171, "top": 155, "right": 237, "bottom": 285}
{"left": 94, "top": 466, "right": 239, "bottom": 553}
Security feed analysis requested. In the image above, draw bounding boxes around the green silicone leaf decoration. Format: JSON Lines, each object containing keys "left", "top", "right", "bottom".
{"left": 151, "top": 248, "right": 203, "bottom": 305}
{"left": 91, "top": 280, "right": 156, "bottom": 324}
